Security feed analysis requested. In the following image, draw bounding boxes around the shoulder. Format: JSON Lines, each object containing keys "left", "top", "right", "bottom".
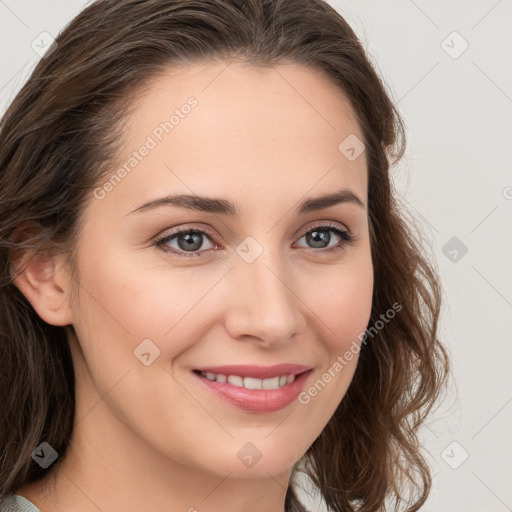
{"left": 1, "top": 494, "right": 41, "bottom": 512}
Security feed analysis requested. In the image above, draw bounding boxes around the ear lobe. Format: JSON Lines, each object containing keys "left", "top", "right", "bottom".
{"left": 11, "top": 250, "right": 74, "bottom": 327}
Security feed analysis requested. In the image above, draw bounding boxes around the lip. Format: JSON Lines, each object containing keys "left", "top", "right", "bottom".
{"left": 192, "top": 367, "right": 313, "bottom": 413}
{"left": 193, "top": 364, "right": 311, "bottom": 379}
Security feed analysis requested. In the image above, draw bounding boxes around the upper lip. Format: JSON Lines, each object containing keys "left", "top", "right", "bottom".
{"left": 194, "top": 364, "right": 312, "bottom": 379}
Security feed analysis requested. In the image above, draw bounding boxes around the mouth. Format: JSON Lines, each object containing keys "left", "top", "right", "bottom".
{"left": 191, "top": 366, "right": 313, "bottom": 413}
{"left": 192, "top": 369, "right": 309, "bottom": 390}
{"left": 193, "top": 363, "right": 311, "bottom": 381}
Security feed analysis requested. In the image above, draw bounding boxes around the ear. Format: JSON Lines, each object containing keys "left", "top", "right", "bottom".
{"left": 11, "top": 249, "right": 75, "bottom": 327}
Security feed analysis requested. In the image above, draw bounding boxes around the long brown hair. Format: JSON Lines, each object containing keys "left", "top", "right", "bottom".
{"left": 0, "top": 1, "right": 451, "bottom": 510}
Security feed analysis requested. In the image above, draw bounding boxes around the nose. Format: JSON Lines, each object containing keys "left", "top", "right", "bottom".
{"left": 223, "top": 250, "right": 303, "bottom": 348}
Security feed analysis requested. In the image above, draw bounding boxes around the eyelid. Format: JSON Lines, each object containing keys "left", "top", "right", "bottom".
{"left": 296, "top": 220, "right": 351, "bottom": 239}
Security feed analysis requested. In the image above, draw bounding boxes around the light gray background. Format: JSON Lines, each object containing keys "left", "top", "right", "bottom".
{"left": 1, "top": 1, "right": 511, "bottom": 511}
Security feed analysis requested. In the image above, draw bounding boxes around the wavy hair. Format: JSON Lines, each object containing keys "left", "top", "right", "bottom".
{"left": 0, "top": 1, "right": 451, "bottom": 510}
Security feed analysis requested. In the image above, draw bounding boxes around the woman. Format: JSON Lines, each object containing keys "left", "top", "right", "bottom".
{"left": 0, "top": 1, "right": 450, "bottom": 511}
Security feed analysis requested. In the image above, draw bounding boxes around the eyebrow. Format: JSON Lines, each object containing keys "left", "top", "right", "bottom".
{"left": 126, "top": 188, "right": 365, "bottom": 217}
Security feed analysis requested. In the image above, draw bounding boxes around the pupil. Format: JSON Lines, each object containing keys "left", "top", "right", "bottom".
{"left": 179, "top": 232, "right": 202, "bottom": 251}
{"left": 307, "top": 229, "right": 330, "bottom": 248}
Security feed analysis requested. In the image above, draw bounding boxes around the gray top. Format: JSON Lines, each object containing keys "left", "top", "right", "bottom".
{"left": 1, "top": 494, "right": 41, "bottom": 512}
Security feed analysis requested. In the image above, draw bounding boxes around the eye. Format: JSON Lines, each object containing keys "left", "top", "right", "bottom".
{"left": 153, "top": 222, "right": 356, "bottom": 258}
{"left": 154, "top": 227, "right": 218, "bottom": 258}
{"left": 294, "top": 222, "right": 356, "bottom": 254}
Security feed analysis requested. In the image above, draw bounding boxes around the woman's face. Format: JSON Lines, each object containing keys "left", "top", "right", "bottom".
{"left": 64, "top": 61, "right": 373, "bottom": 479}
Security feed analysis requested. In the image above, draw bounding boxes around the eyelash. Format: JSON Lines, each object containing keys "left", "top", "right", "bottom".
{"left": 153, "top": 222, "right": 356, "bottom": 259}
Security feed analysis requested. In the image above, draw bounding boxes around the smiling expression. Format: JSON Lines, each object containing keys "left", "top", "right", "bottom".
{"left": 64, "top": 60, "right": 374, "bottom": 478}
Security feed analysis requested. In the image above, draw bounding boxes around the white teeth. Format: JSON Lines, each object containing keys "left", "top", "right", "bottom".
{"left": 243, "top": 377, "right": 262, "bottom": 390}
{"left": 262, "top": 376, "right": 280, "bottom": 390}
{"left": 227, "top": 375, "right": 244, "bottom": 387}
{"left": 200, "top": 371, "right": 296, "bottom": 390}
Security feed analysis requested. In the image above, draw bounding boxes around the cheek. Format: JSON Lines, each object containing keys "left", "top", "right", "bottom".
{"left": 294, "top": 248, "right": 373, "bottom": 394}
{"left": 72, "top": 245, "right": 227, "bottom": 364}
{"left": 301, "top": 252, "right": 374, "bottom": 350}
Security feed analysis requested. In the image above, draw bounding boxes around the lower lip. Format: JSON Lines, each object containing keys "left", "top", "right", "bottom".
{"left": 193, "top": 370, "right": 312, "bottom": 413}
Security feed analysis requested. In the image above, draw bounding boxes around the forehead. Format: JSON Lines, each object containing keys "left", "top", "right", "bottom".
{"left": 99, "top": 60, "right": 367, "bottom": 216}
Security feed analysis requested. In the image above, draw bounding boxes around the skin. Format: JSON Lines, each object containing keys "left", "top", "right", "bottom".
{"left": 14, "top": 61, "right": 373, "bottom": 512}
